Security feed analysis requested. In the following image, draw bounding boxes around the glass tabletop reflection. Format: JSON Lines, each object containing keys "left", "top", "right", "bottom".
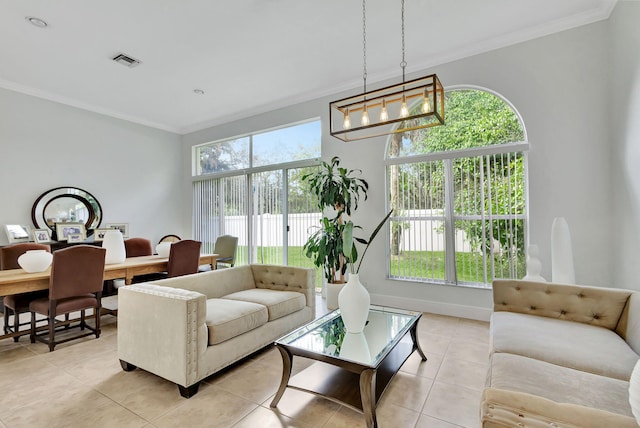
{"left": 276, "top": 305, "right": 420, "bottom": 367}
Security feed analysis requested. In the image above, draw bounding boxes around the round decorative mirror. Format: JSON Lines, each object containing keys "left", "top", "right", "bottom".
{"left": 32, "top": 187, "right": 102, "bottom": 238}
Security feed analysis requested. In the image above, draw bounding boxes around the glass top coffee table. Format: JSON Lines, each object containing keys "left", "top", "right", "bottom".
{"left": 270, "top": 305, "right": 426, "bottom": 428}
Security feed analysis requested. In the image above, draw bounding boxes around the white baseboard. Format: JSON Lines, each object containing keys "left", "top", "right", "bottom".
{"left": 370, "top": 293, "right": 492, "bottom": 321}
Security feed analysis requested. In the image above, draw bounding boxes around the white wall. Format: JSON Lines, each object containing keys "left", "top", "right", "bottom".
{"left": 0, "top": 87, "right": 184, "bottom": 246}
{"left": 611, "top": 1, "right": 640, "bottom": 290}
{"left": 182, "top": 12, "right": 624, "bottom": 319}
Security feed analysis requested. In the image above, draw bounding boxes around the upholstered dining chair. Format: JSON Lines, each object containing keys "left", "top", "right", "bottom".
{"left": 158, "top": 234, "right": 181, "bottom": 244}
{"left": 103, "top": 237, "right": 154, "bottom": 296}
{"left": 213, "top": 235, "right": 238, "bottom": 269}
{"left": 166, "top": 239, "right": 202, "bottom": 278}
{"left": 124, "top": 237, "right": 153, "bottom": 258}
{"left": 122, "top": 237, "right": 157, "bottom": 286}
{"left": 29, "top": 245, "right": 106, "bottom": 352}
{"left": 1, "top": 243, "right": 51, "bottom": 341}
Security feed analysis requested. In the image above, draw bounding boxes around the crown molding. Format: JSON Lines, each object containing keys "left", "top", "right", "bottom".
{"left": 0, "top": 78, "right": 181, "bottom": 134}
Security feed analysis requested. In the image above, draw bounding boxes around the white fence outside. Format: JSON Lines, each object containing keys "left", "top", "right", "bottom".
{"left": 220, "top": 211, "right": 475, "bottom": 252}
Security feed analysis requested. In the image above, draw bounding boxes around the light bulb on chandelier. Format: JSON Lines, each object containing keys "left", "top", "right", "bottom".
{"left": 361, "top": 104, "right": 370, "bottom": 126}
{"left": 400, "top": 94, "right": 409, "bottom": 118}
{"left": 343, "top": 108, "right": 351, "bottom": 129}
{"left": 422, "top": 89, "right": 431, "bottom": 113}
{"left": 380, "top": 99, "right": 389, "bottom": 121}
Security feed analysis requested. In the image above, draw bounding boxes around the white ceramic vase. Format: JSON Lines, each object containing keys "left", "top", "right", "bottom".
{"left": 102, "top": 230, "right": 126, "bottom": 264}
{"left": 523, "top": 244, "right": 546, "bottom": 282}
{"left": 17, "top": 250, "right": 53, "bottom": 273}
{"left": 156, "top": 242, "right": 172, "bottom": 258}
{"left": 551, "top": 217, "right": 575, "bottom": 284}
{"left": 338, "top": 273, "right": 370, "bottom": 333}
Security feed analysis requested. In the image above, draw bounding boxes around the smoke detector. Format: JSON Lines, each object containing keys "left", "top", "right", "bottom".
{"left": 112, "top": 53, "right": 141, "bottom": 68}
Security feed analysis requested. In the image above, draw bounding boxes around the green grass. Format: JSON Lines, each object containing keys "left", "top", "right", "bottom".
{"left": 204, "top": 244, "right": 524, "bottom": 289}
{"left": 391, "top": 250, "right": 524, "bottom": 283}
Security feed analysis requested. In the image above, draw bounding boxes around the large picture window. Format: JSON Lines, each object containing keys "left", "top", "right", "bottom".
{"left": 387, "top": 88, "right": 528, "bottom": 288}
{"left": 192, "top": 119, "right": 321, "bottom": 287}
{"left": 194, "top": 120, "right": 320, "bottom": 176}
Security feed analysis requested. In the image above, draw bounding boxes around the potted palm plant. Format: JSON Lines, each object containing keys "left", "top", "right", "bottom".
{"left": 302, "top": 156, "right": 369, "bottom": 285}
{"left": 303, "top": 156, "right": 392, "bottom": 332}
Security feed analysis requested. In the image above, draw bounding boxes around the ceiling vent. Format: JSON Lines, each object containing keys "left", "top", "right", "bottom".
{"left": 112, "top": 53, "right": 141, "bottom": 68}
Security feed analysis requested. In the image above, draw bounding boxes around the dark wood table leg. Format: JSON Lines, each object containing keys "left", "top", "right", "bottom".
{"left": 410, "top": 322, "right": 427, "bottom": 361}
{"left": 270, "top": 345, "right": 293, "bottom": 408}
{"left": 360, "top": 368, "right": 377, "bottom": 428}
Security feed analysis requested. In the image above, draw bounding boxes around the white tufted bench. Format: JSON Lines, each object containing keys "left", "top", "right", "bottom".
{"left": 117, "top": 264, "right": 315, "bottom": 398}
{"left": 482, "top": 280, "right": 640, "bottom": 427}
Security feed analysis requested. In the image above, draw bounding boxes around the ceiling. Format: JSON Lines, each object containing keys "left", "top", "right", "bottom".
{"left": 0, "top": 0, "right": 617, "bottom": 135}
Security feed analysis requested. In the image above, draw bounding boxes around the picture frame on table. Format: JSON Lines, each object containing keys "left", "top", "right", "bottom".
{"left": 55, "top": 222, "right": 86, "bottom": 242}
{"left": 4, "top": 224, "right": 32, "bottom": 244}
{"left": 106, "top": 223, "right": 129, "bottom": 238}
{"left": 66, "top": 233, "right": 84, "bottom": 243}
{"left": 93, "top": 228, "right": 111, "bottom": 242}
{"left": 33, "top": 228, "right": 52, "bottom": 244}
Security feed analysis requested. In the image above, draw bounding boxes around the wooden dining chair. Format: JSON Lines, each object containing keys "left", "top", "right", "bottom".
{"left": 213, "top": 235, "right": 238, "bottom": 268}
{"left": 167, "top": 239, "right": 202, "bottom": 278}
{"left": 1, "top": 243, "right": 51, "bottom": 341}
{"left": 124, "top": 237, "right": 153, "bottom": 258}
{"left": 29, "top": 245, "right": 106, "bottom": 352}
{"left": 111, "top": 237, "right": 154, "bottom": 289}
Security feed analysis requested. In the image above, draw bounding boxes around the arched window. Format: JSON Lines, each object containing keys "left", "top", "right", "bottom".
{"left": 386, "top": 87, "right": 528, "bottom": 288}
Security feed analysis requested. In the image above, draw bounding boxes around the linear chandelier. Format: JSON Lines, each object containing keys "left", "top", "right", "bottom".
{"left": 330, "top": 0, "right": 444, "bottom": 142}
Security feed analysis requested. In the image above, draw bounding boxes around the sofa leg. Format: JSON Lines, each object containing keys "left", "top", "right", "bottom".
{"left": 178, "top": 383, "right": 200, "bottom": 398}
{"left": 119, "top": 360, "right": 137, "bottom": 372}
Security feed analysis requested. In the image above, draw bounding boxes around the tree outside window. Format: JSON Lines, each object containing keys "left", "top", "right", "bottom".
{"left": 387, "top": 88, "right": 527, "bottom": 287}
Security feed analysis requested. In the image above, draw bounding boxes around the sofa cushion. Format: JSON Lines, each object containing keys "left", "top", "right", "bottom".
{"left": 221, "top": 289, "right": 305, "bottom": 321}
{"left": 491, "top": 311, "right": 639, "bottom": 380}
{"left": 205, "top": 298, "right": 268, "bottom": 345}
{"left": 488, "top": 352, "right": 634, "bottom": 417}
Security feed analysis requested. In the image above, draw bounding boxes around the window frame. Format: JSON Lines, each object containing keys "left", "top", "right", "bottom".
{"left": 384, "top": 85, "right": 529, "bottom": 289}
{"left": 192, "top": 118, "right": 321, "bottom": 177}
{"left": 191, "top": 119, "right": 322, "bottom": 278}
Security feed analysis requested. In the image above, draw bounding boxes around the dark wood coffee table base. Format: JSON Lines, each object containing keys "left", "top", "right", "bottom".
{"left": 271, "top": 319, "right": 426, "bottom": 428}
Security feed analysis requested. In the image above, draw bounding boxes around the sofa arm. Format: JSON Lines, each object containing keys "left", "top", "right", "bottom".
{"left": 492, "top": 279, "right": 632, "bottom": 330}
{"left": 481, "top": 388, "right": 637, "bottom": 428}
{"left": 250, "top": 264, "right": 316, "bottom": 319}
{"left": 117, "top": 284, "right": 208, "bottom": 388}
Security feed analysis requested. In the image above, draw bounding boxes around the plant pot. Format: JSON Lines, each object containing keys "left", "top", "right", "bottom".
{"left": 326, "top": 282, "right": 345, "bottom": 310}
{"left": 338, "top": 273, "right": 370, "bottom": 333}
{"left": 17, "top": 250, "right": 53, "bottom": 273}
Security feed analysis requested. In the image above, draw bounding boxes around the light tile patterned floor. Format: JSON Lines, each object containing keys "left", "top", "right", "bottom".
{"left": 0, "top": 299, "right": 489, "bottom": 428}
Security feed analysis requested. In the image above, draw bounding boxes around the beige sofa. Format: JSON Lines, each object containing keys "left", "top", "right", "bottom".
{"left": 117, "top": 264, "right": 315, "bottom": 398}
{"left": 482, "top": 279, "right": 640, "bottom": 427}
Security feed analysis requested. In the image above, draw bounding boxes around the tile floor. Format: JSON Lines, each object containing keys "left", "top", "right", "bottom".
{"left": 0, "top": 298, "right": 489, "bottom": 428}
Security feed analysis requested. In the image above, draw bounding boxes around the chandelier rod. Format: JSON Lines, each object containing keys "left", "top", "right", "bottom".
{"left": 401, "top": 0, "right": 406, "bottom": 82}
{"left": 362, "top": 0, "right": 367, "bottom": 94}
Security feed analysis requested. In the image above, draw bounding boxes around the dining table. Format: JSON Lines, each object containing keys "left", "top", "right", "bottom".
{"left": 0, "top": 253, "right": 217, "bottom": 341}
{"left": 0, "top": 253, "right": 218, "bottom": 297}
